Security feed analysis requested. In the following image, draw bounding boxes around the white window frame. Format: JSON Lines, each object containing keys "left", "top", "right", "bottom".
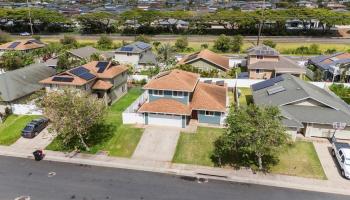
{"left": 172, "top": 91, "right": 184, "bottom": 98}
{"left": 153, "top": 90, "right": 164, "bottom": 96}
{"left": 205, "top": 111, "right": 215, "bottom": 116}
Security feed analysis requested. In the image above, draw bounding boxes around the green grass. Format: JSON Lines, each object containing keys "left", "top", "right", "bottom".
{"left": 172, "top": 127, "right": 224, "bottom": 166}
{"left": 46, "top": 87, "right": 144, "bottom": 157}
{"left": 271, "top": 141, "right": 327, "bottom": 180}
{"left": 0, "top": 115, "right": 40, "bottom": 145}
{"left": 238, "top": 88, "right": 253, "bottom": 106}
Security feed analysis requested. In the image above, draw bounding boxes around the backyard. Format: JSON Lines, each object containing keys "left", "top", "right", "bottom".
{"left": 46, "top": 87, "right": 144, "bottom": 157}
{"left": 237, "top": 88, "right": 253, "bottom": 106}
{"left": 0, "top": 115, "right": 40, "bottom": 145}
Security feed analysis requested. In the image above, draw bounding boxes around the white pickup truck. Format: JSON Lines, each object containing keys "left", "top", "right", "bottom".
{"left": 332, "top": 137, "right": 350, "bottom": 179}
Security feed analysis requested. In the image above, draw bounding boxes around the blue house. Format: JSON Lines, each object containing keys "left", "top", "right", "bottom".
{"left": 138, "top": 70, "right": 228, "bottom": 128}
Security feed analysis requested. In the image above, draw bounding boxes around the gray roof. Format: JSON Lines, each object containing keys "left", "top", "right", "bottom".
{"left": 0, "top": 63, "right": 56, "bottom": 102}
{"left": 308, "top": 52, "right": 350, "bottom": 71}
{"left": 247, "top": 45, "right": 279, "bottom": 56}
{"left": 252, "top": 74, "right": 350, "bottom": 127}
{"left": 115, "top": 41, "right": 152, "bottom": 54}
{"left": 68, "top": 46, "right": 99, "bottom": 60}
{"left": 139, "top": 50, "right": 157, "bottom": 65}
{"left": 248, "top": 56, "right": 305, "bottom": 74}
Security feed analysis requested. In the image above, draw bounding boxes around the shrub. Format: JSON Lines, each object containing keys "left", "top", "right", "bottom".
{"left": 135, "top": 34, "right": 151, "bottom": 43}
{"left": 0, "top": 31, "right": 11, "bottom": 44}
{"left": 262, "top": 40, "right": 276, "bottom": 48}
{"left": 175, "top": 36, "right": 188, "bottom": 52}
{"left": 201, "top": 43, "right": 209, "bottom": 49}
{"left": 231, "top": 35, "right": 243, "bottom": 53}
{"left": 60, "top": 35, "right": 78, "bottom": 46}
{"left": 97, "top": 35, "right": 113, "bottom": 50}
{"left": 213, "top": 34, "right": 231, "bottom": 53}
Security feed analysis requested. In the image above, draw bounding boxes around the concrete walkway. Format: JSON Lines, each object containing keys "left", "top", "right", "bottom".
{"left": 10, "top": 128, "right": 55, "bottom": 150}
{"left": 0, "top": 145, "right": 350, "bottom": 196}
{"left": 132, "top": 126, "right": 180, "bottom": 161}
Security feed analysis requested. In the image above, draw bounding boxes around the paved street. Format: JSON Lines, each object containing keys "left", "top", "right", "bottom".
{"left": 0, "top": 156, "right": 349, "bottom": 200}
{"left": 132, "top": 126, "right": 180, "bottom": 161}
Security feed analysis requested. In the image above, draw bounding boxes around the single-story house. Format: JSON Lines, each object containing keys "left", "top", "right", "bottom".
{"left": 252, "top": 74, "right": 350, "bottom": 140}
{"left": 177, "top": 49, "right": 230, "bottom": 72}
{"left": 0, "top": 63, "right": 56, "bottom": 111}
{"left": 137, "top": 69, "right": 228, "bottom": 128}
{"left": 247, "top": 45, "right": 305, "bottom": 79}
{"left": 40, "top": 61, "right": 128, "bottom": 105}
{"left": 0, "top": 39, "right": 46, "bottom": 52}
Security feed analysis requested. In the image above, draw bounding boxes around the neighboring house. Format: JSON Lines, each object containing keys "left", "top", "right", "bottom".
{"left": 308, "top": 52, "right": 350, "bottom": 82}
{"left": 247, "top": 45, "right": 305, "bottom": 79}
{"left": 177, "top": 49, "right": 230, "bottom": 72}
{"left": 67, "top": 46, "right": 100, "bottom": 61}
{"left": 296, "top": 1, "right": 318, "bottom": 8}
{"left": 138, "top": 69, "right": 228, "bottom": 128}
{"left": 114, "top": 42, "right": 157, "bottom": 71}
{"left": 40, "top": 61, "right": 128, "bottom": 105}
{"left": 0, "top": 39, "right": 46, "bottom": 52}
{"left": 156, "top": 18, "right": 189, "bottom": 29}
{"left": 252, "top": 74, "right": 350, "bottom": 140}
{"left": 0, "top": 63, "right": 56, "bottom": 110}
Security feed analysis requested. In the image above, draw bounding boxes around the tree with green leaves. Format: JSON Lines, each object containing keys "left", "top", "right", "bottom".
{"left": 60, "top": 35, "right": 78, "bottom": 47}
{"left": 0, "top": 31, "right": 11, "bottom": 44}
{"left": 135, "top": 34, "right": 151, "bottom": 43}
{"left": 97, "top": 35, "right": 113, "bottom": 50}
{"left": 231, "top": 35, "right": 243, "bottom": 53}
{"left": 157, "top": 43, "right": 175, "bottom": 66}
{"left": 0, "top": 51, "right": 34, "bottom": 71}
{"left": 213, "top": 34, "right": 231, "bottom": 53}
{"left": 56, "top": 52, "right": 83, "bottom": 72}
{"left": 262, "top": 40, "right": 276, "bottom": 48}
{"left": 77, "top": 12, "right": 116, "bottom": 33}
{"left": 212, "top": 105, "right": 289, "bottom": 170}
{"left": 42, "top": 89, "right": 106, "bottom": 151}
{"left": 174, "top": 36, "right": 188, "bottom": 52}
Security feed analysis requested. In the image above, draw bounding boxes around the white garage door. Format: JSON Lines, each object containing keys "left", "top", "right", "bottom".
{"left": 148, "top": 113, "right": 182, "bottom": 127}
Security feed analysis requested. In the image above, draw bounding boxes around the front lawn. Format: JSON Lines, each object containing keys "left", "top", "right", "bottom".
{"left": 270, "top": 141, "right": 327, "bottom": 180}
{"left": 46, "top": 87, "right": 144, "bottom": 157}
{"left": 172, "top": 127, "right": 224, "bottom": 166}
{"left": 0, "top": 115, "right": 40, "bottom": 145}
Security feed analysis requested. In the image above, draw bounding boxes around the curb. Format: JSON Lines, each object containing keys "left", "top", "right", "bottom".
{"left": 0, "top": 149, "right": 349, "bottom": 196}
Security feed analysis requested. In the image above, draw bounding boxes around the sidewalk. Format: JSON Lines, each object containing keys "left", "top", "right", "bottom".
{"left": 0, "top": 145, "right": 349, "bottom": 196}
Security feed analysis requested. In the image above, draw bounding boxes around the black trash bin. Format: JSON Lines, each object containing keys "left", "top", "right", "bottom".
{"left": 33, "top": 150, "right": 44, "bottom": 161}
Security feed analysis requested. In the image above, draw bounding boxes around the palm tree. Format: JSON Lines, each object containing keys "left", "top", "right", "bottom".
{"left": 157, "top": 43, "right": 175, "bottom": 66}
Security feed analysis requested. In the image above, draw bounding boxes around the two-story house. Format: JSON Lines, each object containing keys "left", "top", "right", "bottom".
{"left": 138, "top": 69, "right": 228, "bottom": 128}
{"left": 247, "top": 45, "right": 305, "bottom": 79}
{"left": 114, "top": 41, "right": 157, "bottom": 71}
{"left": 0, "top": 39, "right": 46, "bottom": 52}
{"left": 40, "top": 61, "right": 128, "bottom": 105}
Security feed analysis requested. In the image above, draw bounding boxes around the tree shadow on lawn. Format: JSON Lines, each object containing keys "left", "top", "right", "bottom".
{"left": 85, "top": 122, "right": 117, "bottom": 148}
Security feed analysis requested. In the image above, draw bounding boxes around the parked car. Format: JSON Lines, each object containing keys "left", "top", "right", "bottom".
{"left": 21, "top": 118, "right": 49, "bottom": 138}
{"left": 20, "top": 32, "right": 31, "bottom": 36}
{"left": 331, "top": 136, "right": 350, "bottom": 179}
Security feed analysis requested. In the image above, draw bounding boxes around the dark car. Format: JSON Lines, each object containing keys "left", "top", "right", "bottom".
{"left": 21, "top": 118, "right": 49, "bottom": 138}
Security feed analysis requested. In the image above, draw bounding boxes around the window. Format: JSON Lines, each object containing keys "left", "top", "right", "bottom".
{"left": 153, "top": 90, "right": 164, "bottom": 96}
{"left": 205, "top": 111, "right": 214, "bottom": 116}
{"left": 257, "top": 55, "right": 263, "bottom": 59}
{"left": 255, "top": 69, "right": 264, "bottom": 74}
{"left": 172, "top": 91, "right": 183, "bottom": 98}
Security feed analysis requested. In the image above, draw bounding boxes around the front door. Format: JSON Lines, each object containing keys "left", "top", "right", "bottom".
{"left": 191, "top": 110, "right": 198, "bottom": 119}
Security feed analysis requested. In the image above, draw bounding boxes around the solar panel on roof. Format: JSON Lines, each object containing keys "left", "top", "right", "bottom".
{"left": 267, "top": 86, "right": 285, "bottom": 95}
{"left": 135, "top": 42, "right": 150, "bottom": 50}
{"left": 70, "top": 67, "right": 89, "bottom": 76}
{"left": 8, "top": 42, "right": 21, "bottom": 49}
{"left": 52, "top": 76, "right": 74, "bottom": 82}
{"left": 120, "top": 47, "right": 133, "bottom": 52}
{"left": 79, "top": 72, "right": 96, "bottom": 81}
{"left": 252, "top": 76, "right": 284, "bottom": 91}
{"left": 96, "top": 61, "right": 109, "bottom": 73}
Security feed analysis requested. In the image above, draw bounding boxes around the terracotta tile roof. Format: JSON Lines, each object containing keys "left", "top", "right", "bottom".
{"left": 248, "top": 56, "right": 305, "bottom": 74}
{"left": 92, "top": 80, "right": 113, "bottom": 90}
{"left": 138, "top": 98, "right": 191, "bottom": 115}
{"left": 83, "top": 61, "right": 128, "bottom": 79}
{"left": 191, "top": 82, "right": 227, "bottom": 112}
{"left": 0, "top": 39, "right": 46, "bottom": 51}
{"left": 143, "top": 69, "right": 199, "bottom": 92}
{"left": 178, "top": 49, "right": 230, "bottom": 71}
{"left": 39, "top": 72, "right": 93, "bottom": 86}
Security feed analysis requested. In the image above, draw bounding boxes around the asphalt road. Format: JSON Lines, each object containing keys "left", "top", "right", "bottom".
{"left": 13, "top": 34, "right": 350, "bottom": 43}
{"left": 0, "top": 156, "right": 348, "bottom": 200}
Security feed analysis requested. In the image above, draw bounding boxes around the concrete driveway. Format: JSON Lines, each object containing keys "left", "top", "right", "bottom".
{"left": 132, "top": 126, "right": 180, "bottom": 162}
{"left": 10, "top": 128, "right": 55, "bottom": 150}
{"left": 313, "top": 142, "right": 349, "bottom": 184}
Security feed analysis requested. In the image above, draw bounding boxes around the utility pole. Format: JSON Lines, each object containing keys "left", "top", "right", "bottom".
{"left": 256, "top": 0, "right": 265, "bottom": 46}
{"left": 27, "top": 0, "right": 34, "bottom": 35}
